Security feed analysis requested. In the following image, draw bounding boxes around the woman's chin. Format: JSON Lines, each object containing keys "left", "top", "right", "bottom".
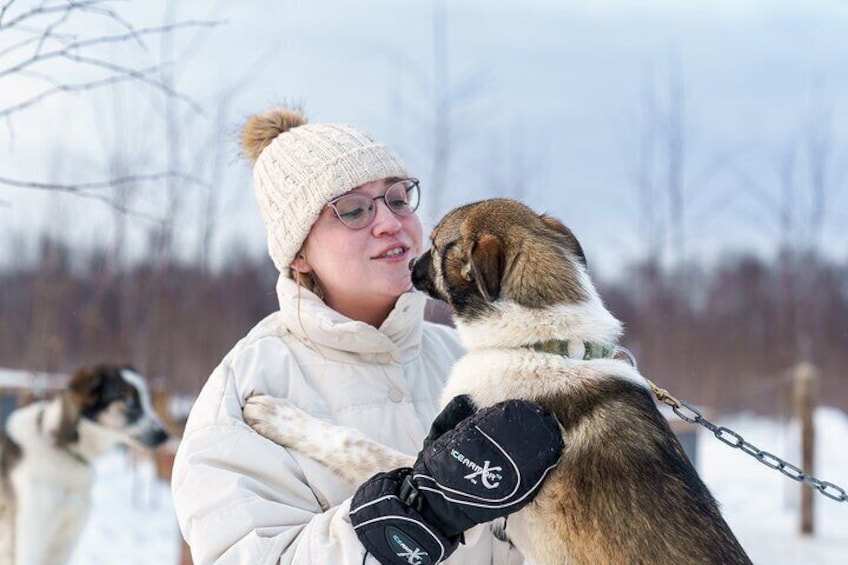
{"left": 384, "top": 284, "right": 411, "bottom": 300}
{"left": 384, "top": 271, "right": 413, "bottom": 294}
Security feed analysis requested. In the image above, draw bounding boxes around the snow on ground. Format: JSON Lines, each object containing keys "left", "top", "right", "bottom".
{"left": 69, "top": 453, "right": 181, "bottom": 565}
{"left": 699, "top": 407, "right": 848, "bottom": 564}
{"left": 72, "top": 408, "right": 848, "bottom": 564}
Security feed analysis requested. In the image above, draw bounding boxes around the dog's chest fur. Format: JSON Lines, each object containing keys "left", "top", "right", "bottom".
{"left": 442, "top": 348, "right": 646, "bottom": 409}
{"left": 4, "top": 400, "right": 95, "bottom": 487}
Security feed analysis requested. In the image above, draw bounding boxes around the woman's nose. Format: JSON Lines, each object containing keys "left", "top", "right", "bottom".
{"left": 371, "top": 199, "right": 403, "bottom": 234}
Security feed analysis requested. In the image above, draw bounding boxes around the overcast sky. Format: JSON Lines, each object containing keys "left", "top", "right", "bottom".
{"left": 1, "top": 0, "right": 846, "bottom": 278}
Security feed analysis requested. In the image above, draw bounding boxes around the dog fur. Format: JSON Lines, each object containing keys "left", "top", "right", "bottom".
{"left": 0, "top": 364, "right": 169, "bottom": 565}
{"left": 244, "top": 198, "right": 751, "bottom": 564}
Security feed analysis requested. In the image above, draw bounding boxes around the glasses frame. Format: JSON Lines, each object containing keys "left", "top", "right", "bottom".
{"left": 327, "top": 178, "right": 421, "bottom": 230}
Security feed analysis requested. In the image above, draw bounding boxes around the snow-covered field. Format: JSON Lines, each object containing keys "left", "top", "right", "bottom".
{"left": 700, "top": 408, "right": 848, "bottom": 564}
{"left": 70, "top": 408, "right": 848, "bottom": 564}
{"left": 69, "top": 453, "right": 181, "bottom": 565}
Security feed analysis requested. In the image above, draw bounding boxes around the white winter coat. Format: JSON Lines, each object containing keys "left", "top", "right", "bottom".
{"left": 172, "top": 276, "right": 522, "bottom": 564}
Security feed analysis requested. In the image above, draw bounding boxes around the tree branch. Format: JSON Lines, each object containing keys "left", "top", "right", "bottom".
{"left": 61, "top": 51, "right": 203, "bottom": 113}
{"left": 0, "top": 0, "right": 103, "bottom": 31}
{"left": 32, "top": 1, "right": 73, "bottom": 57}
{"left": 0, "top": 0, "right": 18, "bottom": 25}
{"left": 0, "top": 21, "right": 218, "bottom": 81}
{"left": 0, "top": 66, "right": 163, "bottom": 119}
{"left": 59, "top": 190, "right": 166, "bottom": 223}
{"left": 0, "top": 171, "right": 208, "bottom": 193}
{"left": 0, "top": 170, "right": 213, "bottom": 220}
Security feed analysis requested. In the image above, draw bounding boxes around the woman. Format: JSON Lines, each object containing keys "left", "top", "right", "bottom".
{"left": 171, "top": 107, "right": 526, "bottom": 564}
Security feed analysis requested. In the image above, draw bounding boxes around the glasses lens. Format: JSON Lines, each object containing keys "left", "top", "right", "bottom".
{"left": 329, "top": 179, "right": 421, "bottom": 229}
{"left": 385, "top": 179, "right": 420, "bottom": 215}
{"left": 332, "top": 194, "right": 375, "bottom": 229}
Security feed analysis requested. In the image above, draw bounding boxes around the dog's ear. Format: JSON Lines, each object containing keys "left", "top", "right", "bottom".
{"left": 54, "top": 395, "right": 81, "bottom": 447}
{"left": 68, "top": 366, "right": 106, "bottom": 411}
{"left": 540, "top": 214, "right": 587, "bottom": 268}
{"left": 54, "top": 367, "right": 100, "bottom": 447}
{"left": 468, "top": 234, "right": 505, "bottom": 302}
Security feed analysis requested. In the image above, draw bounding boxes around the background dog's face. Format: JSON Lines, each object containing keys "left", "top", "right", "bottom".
{"left": 62, "top": 364, "right": 169, "bottom": 449}
{"left": 412, "top": 199, "right": 589, "bottom": 320}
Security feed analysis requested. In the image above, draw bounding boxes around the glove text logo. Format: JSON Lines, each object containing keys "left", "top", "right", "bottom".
{"left": 385, "top": 526, "right": 431, "bottom": 565}
{"left": 450, "top": 448, "right": 503, "bottom": 489}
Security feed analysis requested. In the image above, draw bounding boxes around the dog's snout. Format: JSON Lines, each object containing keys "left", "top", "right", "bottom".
{"left": 410, "top": 251, "right": 428, "bottom": 286}
{"left": 409, "top": 251, "right": 429, "bottom": 274}
{"left": 411, "top": 250, "right": 441, "bottom": 300}
{"left": 150, "top": 427, "right": 170, "bottom": 446}
{"left": 135, "top": 422, "right": 170, "bottom": 448}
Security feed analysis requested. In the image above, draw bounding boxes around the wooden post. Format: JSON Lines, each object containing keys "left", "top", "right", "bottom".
{"left": 151, "top": 383, "right": 179, "bottom": 483}
{"left": 150, "top": 384, "right": 192, "bottom": 564}
{"left": 793, "top": 362, "right": 818, "bottom": 536}
{"left": 152, "top": 379, "right": 172, "bottom": 430}
{"left": 181, "top": 539, "right": 193, "bottom": 565}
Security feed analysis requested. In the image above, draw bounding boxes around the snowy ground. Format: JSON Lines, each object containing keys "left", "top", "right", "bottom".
{"left": 699, "top": 407, "right": 848, "bottom": 564}
{"left": 69, "top": 453, "right": 181, "bottom": 565}
{"left": 71, "top": 408, "right": 848, "bottom": 564}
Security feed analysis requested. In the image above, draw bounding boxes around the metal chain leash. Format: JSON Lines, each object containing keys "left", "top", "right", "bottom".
{"left": 610, "top": 346, "right": 847, "bottom": 504}
{"left": 648, "top": 380, "right": 848, "bottom": 503}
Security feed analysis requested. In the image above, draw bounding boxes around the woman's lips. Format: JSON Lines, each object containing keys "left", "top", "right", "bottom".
{"left": 372, "top": 246, "right": 409, "bottom": 261}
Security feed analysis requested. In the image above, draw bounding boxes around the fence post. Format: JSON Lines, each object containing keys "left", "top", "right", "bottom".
{"left": 150, "top": 384, "right": 191, "bottom": 563}
{"left": 793, "top": 362, "right": 818, "bottom": 536}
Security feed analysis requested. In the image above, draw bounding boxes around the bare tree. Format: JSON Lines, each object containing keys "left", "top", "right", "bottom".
{"left": 627, "top": 66, "right": 666, "bottom": 262}
{"left": 737, "top": 85, "right": 842, "bottom": 255}
{"left": 429, "top": 0, "right": 450, "bottom": 212}
{"left": 801, "top": 82, "right": 843, "bottom": 251}
{"left": 621, "top": 57, "right": 738, "bottom": 396}
{"left": 192, "top": 81, "right": 246, "bottom": 273}
{"left": 0, "top": 0, "right": 218, "bottom": 207}
{"left": 387, "top": 0, "right": 488, "bottom": 219}
{"left": 663, "top": 55, "right": 686, "bottom": 266}
{"left": 626, "top": 57, "right": 735, "bottom": 268}
{"left": 732, "top": 82, "right": 844, "bottom": 367}
{"left": 0, "top": 0, "right": 253, "bottom": 385}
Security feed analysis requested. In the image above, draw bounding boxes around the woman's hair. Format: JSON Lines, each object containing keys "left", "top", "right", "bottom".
{"left": 290, "top": 244, "right": 325, "bottom": 299}
{"left": 292, "top": 269, "right": 323, "bottom": 299}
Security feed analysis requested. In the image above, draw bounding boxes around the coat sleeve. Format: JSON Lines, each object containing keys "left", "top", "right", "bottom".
{"left": 171, "top": 324, "right": 524, "bottom": 565}
{"left": 172, "top": 423, "right": 373, "bottom": 565}
{"left": 171, "top": 353, "right": 375, "bottom": 565}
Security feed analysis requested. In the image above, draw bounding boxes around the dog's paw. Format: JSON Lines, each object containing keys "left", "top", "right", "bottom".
{"left": 243, "top": 394, "right": 309, "bottom": 447}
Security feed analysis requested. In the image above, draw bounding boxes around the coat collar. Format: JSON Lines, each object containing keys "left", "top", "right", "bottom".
{"left": 275, "top": 275, "right": 426, "bottom": 364}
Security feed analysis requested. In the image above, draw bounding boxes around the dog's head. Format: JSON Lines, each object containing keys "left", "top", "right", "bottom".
{"left": 412, "top": 198, "right": 624, "bottom": 349}
{"left": 412, "top": 198, "right": 592, "bottom": 321}
{"left": 57, "top": 364, "right": 170, "bottom": 450}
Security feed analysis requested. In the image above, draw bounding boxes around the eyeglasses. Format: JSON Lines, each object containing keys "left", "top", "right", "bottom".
{"left": 327, "top": 178, "right": 421, "bottom": 230}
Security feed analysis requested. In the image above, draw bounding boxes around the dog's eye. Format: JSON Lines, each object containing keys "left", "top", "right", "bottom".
{"left": 124, "top": 395, "right": 139, "bottom": 409}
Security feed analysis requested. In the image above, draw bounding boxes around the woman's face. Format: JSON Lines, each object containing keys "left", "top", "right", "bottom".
{"left": 292, "top": 178, "right": 424, "bottom": 326}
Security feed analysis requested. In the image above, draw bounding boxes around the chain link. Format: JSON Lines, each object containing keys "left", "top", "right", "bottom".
{"left": 650, "top": 381, "right": 848, "bottom": 504}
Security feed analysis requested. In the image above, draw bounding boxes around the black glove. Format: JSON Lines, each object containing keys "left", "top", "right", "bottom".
{"left": 350, "top": 396, "right": 563, "bottom": 564}
{"left": 350, "top": 467, "right": 456, "bottom": 565}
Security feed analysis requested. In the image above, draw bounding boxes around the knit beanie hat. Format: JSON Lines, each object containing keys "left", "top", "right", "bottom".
{"left": 241, "top": 107, "right": 411, "bottom": 273}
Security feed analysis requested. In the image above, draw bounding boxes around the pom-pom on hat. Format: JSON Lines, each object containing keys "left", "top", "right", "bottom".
{"left": 241, "top": 106, "right": 410, "bottom": 273}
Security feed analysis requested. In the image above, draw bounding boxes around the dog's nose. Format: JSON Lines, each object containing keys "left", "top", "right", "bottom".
{"left": 408, "top": 257, "right": 416, "bottom": 271}
{"left": 151, "top": 427, "right": 170, "bottom": 446}
{"left": 137, "top": 425, "right": 170, "bottom": 448}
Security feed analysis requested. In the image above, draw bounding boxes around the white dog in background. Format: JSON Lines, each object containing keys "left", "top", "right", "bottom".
{"left": 0, "top": 364, "right": 169, "bottom": 565}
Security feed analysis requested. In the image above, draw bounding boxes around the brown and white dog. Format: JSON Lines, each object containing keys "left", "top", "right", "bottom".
{"left": 245, "top": 199, "right": 751, "bottom": 564}
{"left": 0, "top": 364, "right": 169, "bottom": 565}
